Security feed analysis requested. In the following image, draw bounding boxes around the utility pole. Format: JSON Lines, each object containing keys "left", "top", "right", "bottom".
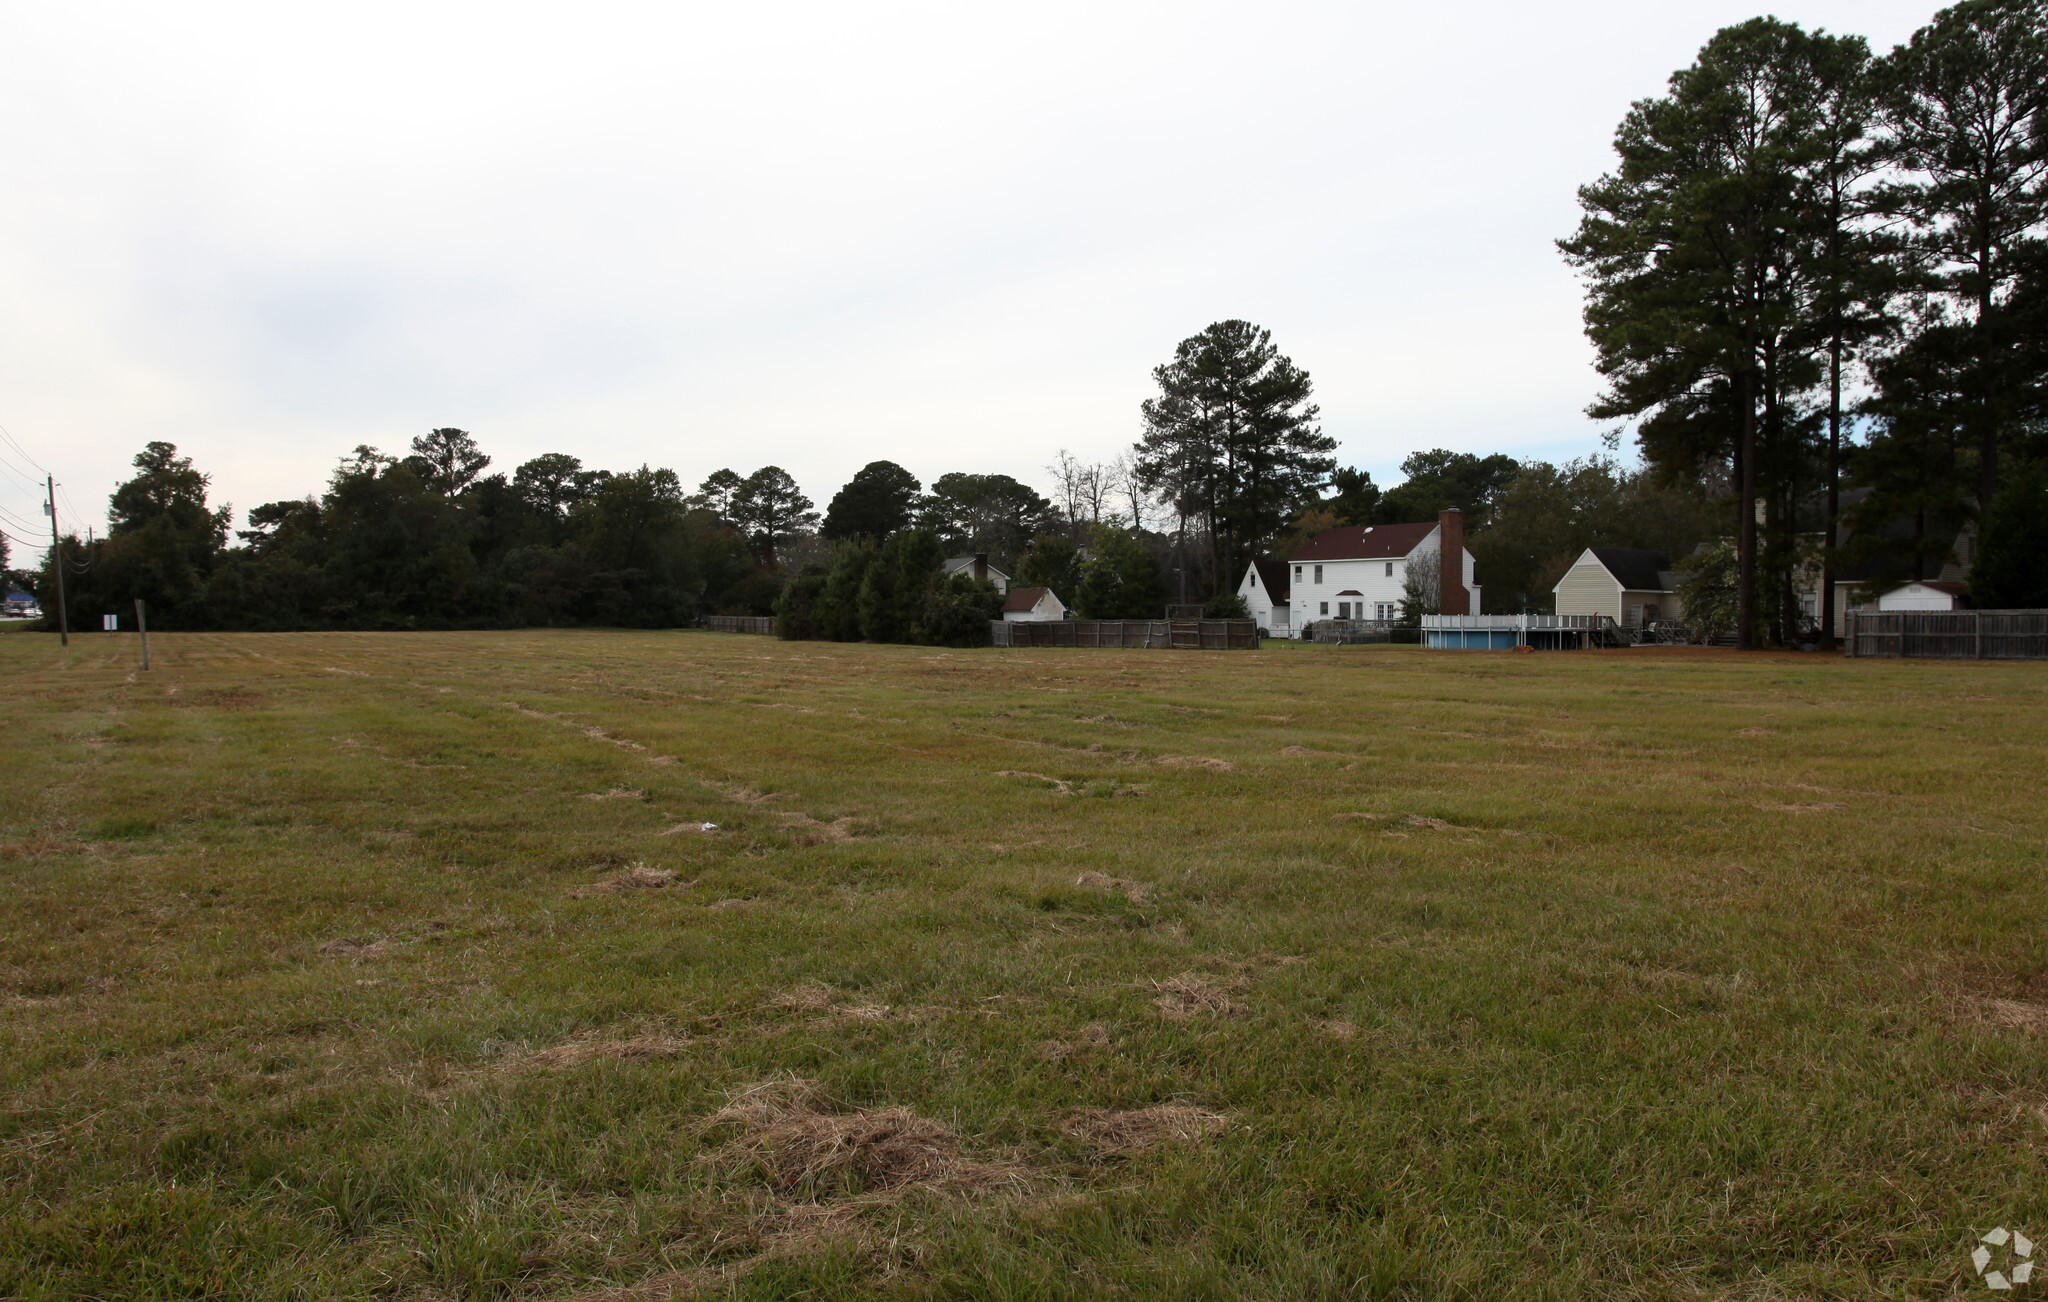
{"left": 135, "top": 598, "right": 149, "bottom": 670}
{"left": 44, "top": 475, "right": 68, "bottom": 647}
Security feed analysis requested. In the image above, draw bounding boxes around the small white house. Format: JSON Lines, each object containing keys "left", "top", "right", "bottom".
{"left": 1278, "top": 517, "right": 1479, "bottom": 635}
{"left": 1236, "top": 559, "right": 1291, "bottom": 635}
{"left": 1001, "top": 586, "right": 1067, "bottom": 622}
{"left": 943, "top": 553, "right": 1010, "bottom": 595}
{"left": 1876, "top": 580, "right": 1966, "bottom": 611}
{"left": 1553, "top": 548, "right": 1679, "bottom": 625}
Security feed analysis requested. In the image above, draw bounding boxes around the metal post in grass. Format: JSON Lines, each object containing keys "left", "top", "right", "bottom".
{"left": 135, "top": 598, "right": 149, "bottom": 670}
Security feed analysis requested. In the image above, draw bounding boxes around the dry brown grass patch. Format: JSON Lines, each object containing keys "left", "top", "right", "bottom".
{"left": 710, "top": 1077, "right": 1016, "bottom": 1198}
{"left": 771, "top": 984, "right": 890, "bottom": 1021}
{"left": 777, "top": 812, "right": 858, "bottom": 843}
{"left": 1988, "top": 999, "right": 2048, "bottom": 1032}
{"left": 713, "top": 782, "right": 787, "bottom": 805}
{"left": 1319, "top": 1019, "right": 1361, "bottom": 1040}
{"left": 1153, "top": 972, "right": 1248, "bottom": 1020}
{"left": 316, "top": 937, "right": 390, "bottom": 961}
{"left": 1074, "top": 872, "right": 1149, "bottom": 904}
{"left": 584, "top": 786, "right": 647, "bottom": 801}
{"left": 1042, "top": 1023, "right": 1113, "bottom": 1061}
{"left": 1156, "top": 755, "right": 1236, "bottom": 773}
{"left": 997, "top": 770, "right": 1074, "bottom": 794}
{"left": 0, "top": 836, "right": 93, "bottom": 860}
{"left": 1755, "top": 802, "right": 1846, "bottom": 814}
{"left": 519, "top": 1033, "right": 687, "bottom": 1071}
{"left": 1063, "top": 1104, "right": 1228, "bottom": 1154}
{"left": 573, "top": 865, "right": 683, "bottom": 897}
{"left": 1278, "top": 745, "right": 1314, "bottom": 757}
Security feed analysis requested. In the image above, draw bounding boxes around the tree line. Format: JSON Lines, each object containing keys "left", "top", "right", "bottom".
{"left": 1562, "top": 0, "right": 2048, "bottom": 643}
{"left": 22, "top": 433, "right": 1143, "bottom": 638}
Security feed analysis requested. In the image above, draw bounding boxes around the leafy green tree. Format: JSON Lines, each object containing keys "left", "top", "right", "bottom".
{"left": 1797, "top": 33, "right": 1887, "bottom": 645}
{"left": 817, "top": 540, "right": 880, "bottom": 641}
{"left": 857, "top": 529, "right": 945, "bottom": 642}
{"left": 1074, "top": 527, "right": 1163, "bottom": 619}
{"left": 920, "top": 473, "right": 1055, "bottom": 569}
{"left": 1376, "top": 449, "right": 1522, "bottom": 524}
{"left": 405, "top": 428, "right": 491, "bottom": 494}
{"left": 1015, "top": 532, "right": 1082, "bottom": 603}
{"left": 1562, "top": 18, "right": 1841, "bottom": 647}
{"left": 1202, "top": 591, "right": 1251, "bottom": 618}
{"left": 59, "top": 441, "right": 234, "bottom": 627}
{"left": 1676, "top": 541, "right": 1743, "bottom": 640}
{"left": 1326, "top": 467, "right": 1382, "bottom": 526}
{"left": 920, "top": 573, "right": 1003, "bottom": 645}
{"left": 1882, "top": 0, "right": 2048, "bottom": 513}
{"left": 1970, "top": 460, "right": 2048, "bottom": 606}
{"left": 821, "top": 461, "right": 922, "bottom": 540}
{"left": 774, "top": 571, "right": 828, "bottom": 639}
{"left": 1135, "top": 320, "right": 1335, "bottom": 596}
{"left": 1849, "top": 324, "right": 1980, "bottom": 581}
{"left": 1471, "top": 458, "right": 1720, "bottom": 612}
{"left": 730, "top": 466, "right": 817, "bottom": 567}
{"left": 511, "top": 454, "right": 608, "bottom": 544}
{"left": 696, "top": 469, "right": 745, "bottom": 522}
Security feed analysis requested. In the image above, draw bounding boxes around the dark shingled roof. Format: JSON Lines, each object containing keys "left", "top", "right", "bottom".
{"left": 1589, "top": 548, "right": 1673, "bottom": 592}
{"left": 1249, "top": 558, "right": 1290, "bottom": 600}
{"left": 1288, "top": 521, "right": 1438, "bottom": 562}
{"left": 1002, "top": 586, "right": 1051, "bottom": 613}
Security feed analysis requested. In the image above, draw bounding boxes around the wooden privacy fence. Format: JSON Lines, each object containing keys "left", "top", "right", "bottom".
{"left": 1845, "top": 609, "right": 2048, "bottom": 659}
{"left": 705, "top": 615, "right": 775, "bottom": 635}
{"left": 991, "top": 619, "right": 1259, "bottom": 649}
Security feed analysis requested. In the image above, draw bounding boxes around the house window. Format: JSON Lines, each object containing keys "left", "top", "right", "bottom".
{"left": 1249, "top": 570, "right": 1258, "bottom": 588}
{"left": 1385, "top": 562, "right": 1393, "bottom": 577}
{"left": 1293, "top": 565, "right": 1302, "bottom": 582}
{"left": 1314, "top": 565, "right": 1323, "bottom": 584}
{"left": 1376, "top": 602, "right": 1395, "bottom": 621}
{"left": 1338, "top": 602, "right": 1352, "bottom": 619}
{"left": 1319, "top": 601, "right": 1328, "bottom": 615}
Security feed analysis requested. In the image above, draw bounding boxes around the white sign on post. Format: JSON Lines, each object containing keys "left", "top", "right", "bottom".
{"left": 102, "top": 614, "right": 118, "bottom": 632}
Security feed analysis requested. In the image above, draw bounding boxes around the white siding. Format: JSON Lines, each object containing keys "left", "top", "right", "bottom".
{"left": 1554, "top": 552, "right": 1622, "bottom": 620}
{"left": 1284, "top": 528, "right": 1480, "bottom": 626}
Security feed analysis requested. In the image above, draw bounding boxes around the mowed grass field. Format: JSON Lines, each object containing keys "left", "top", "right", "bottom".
{"left": 3, "top": 630, "right": 2046, "bottom": 1300}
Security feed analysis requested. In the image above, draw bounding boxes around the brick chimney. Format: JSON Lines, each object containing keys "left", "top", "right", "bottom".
{"left": 972, "top": 552, "right": 988, "bottom": 583}
{"left": 1437, "top": 509, "right": 1468, "bottom": 616}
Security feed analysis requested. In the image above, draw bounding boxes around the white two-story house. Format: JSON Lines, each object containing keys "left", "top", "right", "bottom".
{"left": 1240, "top": 516, "right": 1479, "bottom": 636}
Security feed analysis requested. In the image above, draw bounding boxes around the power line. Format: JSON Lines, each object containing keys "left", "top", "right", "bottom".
{"left": 0, "top": 422, "right": 50, "bottom": 476}
{"left": 0, "top": 449, "right": 42, "bottom": 493}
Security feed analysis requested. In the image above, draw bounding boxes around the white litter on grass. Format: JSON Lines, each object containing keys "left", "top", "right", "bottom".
{"left": 2016, "top": 1231, "right": 2034, "bottom": 1258}
{"left": 2016, "top": 1262, "right": 2035, "bottom": 1284}
{"left": 1987, "top": 1270, "right": 2010, "bottom": 1290}
{"left": 1986, "top": 1228, "right": 2012, "bottom": 1247}
{"left": 1977, "top": 1247, "right": 1994, "bottom": 1274}
{"left": 702, "top": 822, "right": 718, "bottom": 832}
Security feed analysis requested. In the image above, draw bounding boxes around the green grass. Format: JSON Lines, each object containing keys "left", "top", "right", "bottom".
{"left": 2, "top": 629, "right": 2045, "bottom": 1299}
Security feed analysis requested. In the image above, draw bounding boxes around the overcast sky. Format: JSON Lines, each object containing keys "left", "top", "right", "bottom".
{"left": 0, "top": 0, "right": 1941, "bottom": 557}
